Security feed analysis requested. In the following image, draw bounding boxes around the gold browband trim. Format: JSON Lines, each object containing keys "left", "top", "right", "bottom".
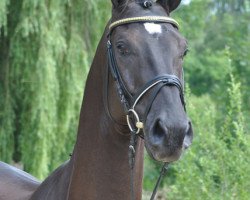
{"left": 109, "top": 16, "right": 179, "bottom": 31}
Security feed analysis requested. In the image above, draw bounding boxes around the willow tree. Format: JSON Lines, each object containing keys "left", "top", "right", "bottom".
{"left": 0, "top": 0, "right": 110, "bottom": 179}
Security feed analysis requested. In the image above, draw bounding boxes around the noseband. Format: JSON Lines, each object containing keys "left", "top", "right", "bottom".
{"left": 106, "top": 16, "right": 186, "bottom": 200}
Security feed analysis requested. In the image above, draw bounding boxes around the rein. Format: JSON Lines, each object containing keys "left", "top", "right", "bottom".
{"left": 106, "top": 16, "right": 186, "bottom": 200}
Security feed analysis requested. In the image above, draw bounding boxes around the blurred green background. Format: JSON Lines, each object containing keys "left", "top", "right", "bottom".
{"left": 0, "top": 0, "right": 249, "bottom": 199}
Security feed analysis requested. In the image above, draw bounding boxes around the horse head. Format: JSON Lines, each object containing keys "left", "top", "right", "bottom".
{"left": 108, "top": 0, "right": 193, "bottom": 163}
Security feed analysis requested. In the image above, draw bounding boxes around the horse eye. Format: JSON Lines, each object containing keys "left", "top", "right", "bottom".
{"left": 116, "top": 43, "right": 124, "bottom": 49}
{"left": 116, "top": 42, "right": 130, "bottom": 55}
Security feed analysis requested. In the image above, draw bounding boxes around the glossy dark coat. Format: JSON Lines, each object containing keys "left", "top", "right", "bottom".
{"left": 0, "top": 0, "right": 193, "bottom": 199}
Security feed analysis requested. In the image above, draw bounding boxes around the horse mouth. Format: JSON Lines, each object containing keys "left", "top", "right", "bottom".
{"left": 144, "top": 141, "right": 184, "bottom": 163}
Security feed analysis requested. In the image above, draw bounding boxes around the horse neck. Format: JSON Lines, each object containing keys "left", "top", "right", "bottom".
{"left": 67, "top": 31, "right": 144, "bottom": 200}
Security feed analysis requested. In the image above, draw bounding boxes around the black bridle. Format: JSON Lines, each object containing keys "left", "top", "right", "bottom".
{"left": 106, "top": 16, "right": 186, "bottom": 200}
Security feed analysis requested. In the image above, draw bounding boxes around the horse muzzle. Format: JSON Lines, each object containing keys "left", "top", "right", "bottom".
{"left": 144, "top": 117, "right": 193, "bottom": 163}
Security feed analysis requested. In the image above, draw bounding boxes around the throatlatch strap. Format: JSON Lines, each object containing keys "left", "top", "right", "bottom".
{"left": 128, "top": 130, "right": 137, "bottom": 200}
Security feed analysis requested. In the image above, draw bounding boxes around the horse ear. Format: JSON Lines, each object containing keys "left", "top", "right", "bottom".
{"left": 158, "top": 0, "right": 182, "bottom": 13}
{"left": 111, "top": 0, "right": 126, "bottom": 8}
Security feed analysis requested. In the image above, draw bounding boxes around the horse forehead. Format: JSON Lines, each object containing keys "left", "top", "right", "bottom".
{"left": 114, "top": 23, "right": 183, "bottom": 51}
{"left": 144, "top": 23, "right": 162, "bottom": 35}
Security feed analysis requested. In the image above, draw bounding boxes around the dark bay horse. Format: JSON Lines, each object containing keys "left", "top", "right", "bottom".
{"left": 0, "top": 0, "right": 193, "bottom": 199}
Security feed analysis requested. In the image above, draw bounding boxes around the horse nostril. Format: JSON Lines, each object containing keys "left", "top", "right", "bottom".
{"left": 183, "top": 121, "right": 193, "bottom": 149}
{"left": 153, "top": 120, "right": 168, "bottom": 139}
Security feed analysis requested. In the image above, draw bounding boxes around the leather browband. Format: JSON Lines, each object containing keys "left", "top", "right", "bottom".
{"left": 109, "top": 16, "right": 179, "bottom": 31}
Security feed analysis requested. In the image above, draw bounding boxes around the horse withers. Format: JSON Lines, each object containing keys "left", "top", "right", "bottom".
{"left": 0, "top": 0, "right": 193, "bottom": 199}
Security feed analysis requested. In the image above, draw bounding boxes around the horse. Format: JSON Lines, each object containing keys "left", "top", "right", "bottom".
{"left": 0, "top": 0, "right": 193, "bottom": 199}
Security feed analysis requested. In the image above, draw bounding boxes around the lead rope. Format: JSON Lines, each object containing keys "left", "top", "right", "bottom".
{"left": 150, "top": 163, "right": 169, "bottom": 200}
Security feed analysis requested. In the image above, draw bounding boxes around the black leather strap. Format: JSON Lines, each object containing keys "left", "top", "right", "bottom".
{"left": 150, "top": 163, "right": 169, "bottom": 200}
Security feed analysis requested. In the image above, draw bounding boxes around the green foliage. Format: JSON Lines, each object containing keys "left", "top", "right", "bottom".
{"left": 0, "top": 0, "right": 9, "bottom": 34}
{"left": 0, "top": 85, "right": 14, "bottom": 163}
{"left": 0, "top": 0, "right": 110, "bottom": 179}
{"left": 0, "top": 0, "right": 14, "bottom": 163}
{"left": 173, "top": 0, "right": 250, "bottom": 99}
